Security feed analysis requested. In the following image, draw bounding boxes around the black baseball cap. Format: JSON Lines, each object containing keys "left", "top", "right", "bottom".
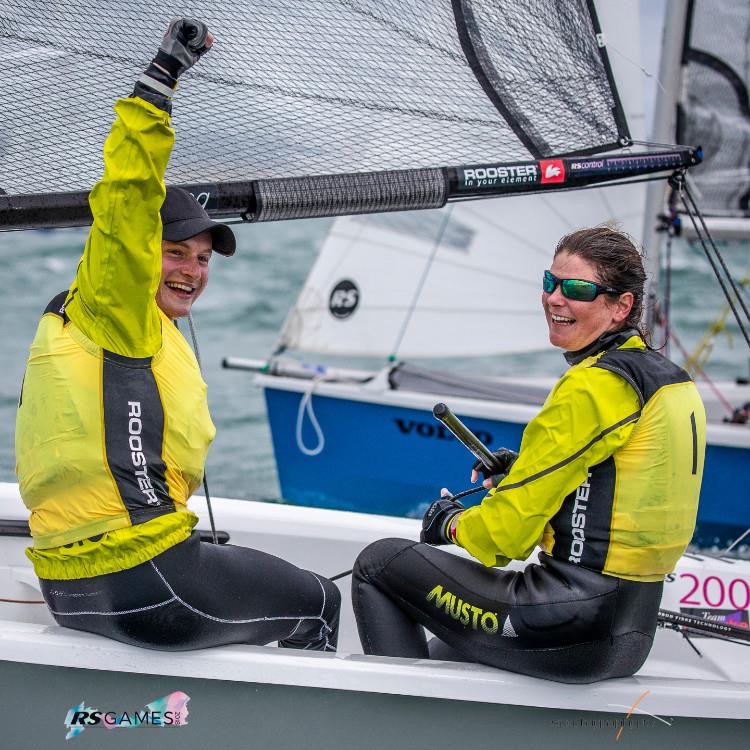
{"left": 160, "top": 187, "right": 236, "bottom": 257}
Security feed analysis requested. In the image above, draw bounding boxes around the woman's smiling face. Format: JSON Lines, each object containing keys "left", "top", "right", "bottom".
{"left": 542, "top": 250, "right": 633, "bottom": 352}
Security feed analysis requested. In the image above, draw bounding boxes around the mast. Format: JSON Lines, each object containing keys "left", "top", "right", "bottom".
{"left": 643, "top": 0, "right": 691, "bottom": 331}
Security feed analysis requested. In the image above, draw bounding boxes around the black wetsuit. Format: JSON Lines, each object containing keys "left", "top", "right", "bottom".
{"left": 41, "top": 532, "right": 340, "bottom": 652}
{"left": 352, "top": 331, "right": 705, "bottom": 683}
{"left": 352, "top": 538, "right": 661, "bottom": 683}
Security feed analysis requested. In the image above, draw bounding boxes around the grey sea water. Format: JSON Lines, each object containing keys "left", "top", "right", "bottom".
{"left": 1, "top": 224, "right": 749, "bottom": 503}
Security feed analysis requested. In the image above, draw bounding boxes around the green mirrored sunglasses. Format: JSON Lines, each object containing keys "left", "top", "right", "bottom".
{"left": 543, "top": 270, "right": 622, "bottom": 302}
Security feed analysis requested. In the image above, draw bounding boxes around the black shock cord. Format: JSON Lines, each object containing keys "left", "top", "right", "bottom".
{"left": 662, "top": 230, "right": 673, "bottom": 357}
{"left": 683, "top": 181, "right": 750, "bottom": 329}
{"left": 675, "top": 174, "right": 750, "bottom": 351}
{"left": 328, "top": 484, "right": 487, "bottom": 581}
{"left": 657, "top": 182, "right": 683, "bottom": 356}
{"left": 187, "top": 312, "right": 220, "bottom": 544}
{"left": 652, "top": 212, "right": 675, "bottom": 353}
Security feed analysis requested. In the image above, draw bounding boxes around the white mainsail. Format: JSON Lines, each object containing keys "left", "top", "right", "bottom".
{"left": 278, "top": 1, "right": 648, "bottom": 358}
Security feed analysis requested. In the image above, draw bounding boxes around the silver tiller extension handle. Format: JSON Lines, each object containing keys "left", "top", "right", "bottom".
{"left": 432, "top": 402, "right": 503, "bottom": 474}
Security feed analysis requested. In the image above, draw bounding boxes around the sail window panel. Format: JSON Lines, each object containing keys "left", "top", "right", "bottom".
{"left": 683, "top": 88, "right": 750, "bottom": 217}
{"left": 2, "top": 0, "right": 625, "bottom": 198}
{"left": 679, "top": 0, "right": 750, "bottom": 217}
{"left": 458, "top": 0, "right": 622, "bottom": 157}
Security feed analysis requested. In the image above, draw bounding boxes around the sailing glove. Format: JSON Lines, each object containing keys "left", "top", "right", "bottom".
{"left": 471, "top": 447, "right": 518, "bottom": 487}
{"left": 134, "top": 18, "right": 211, "bottom": 113}
{"left": 420, "top": 496, "right": 464, "bottom": 545}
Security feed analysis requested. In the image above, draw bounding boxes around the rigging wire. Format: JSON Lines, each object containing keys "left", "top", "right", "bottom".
{"left": 658, "top": 180, "right": 685, "bottom": 357}
{"left": 186, "top": 312, "right": 219, "bottom": 545}
{"left": 674, "top": 175, "right": 750, "bottom": 351}
{"left": 667, "top": 326, "right": 736, "bottom": 415}
{"left": 662, "top": 230, "right": 673, "bottom": 358}
{"left": 657, "top": 618, "right": 750, "bottom": 649}
{"left": 604, "top": 44, "right": 666, "bottom": 95}
{"left": 659, "top": 203, "right": 750, "bottom": 384}
{"left": 654, "top": 174, "right": 747, "bottom": 417}
{"left": 628, "top": 138, "right": 691, "bottom": 151}
{"left": 721, "top": 526, "right": 750, "bottom": 557}
{"left": 651, "top": 225, "right": 675, "bottom": 355}
{"left": 682, "top": 272, "right": 750, "bottom": 378}
{"left": 389, "top": 204, "right": 455, "bottom": 362}
{"left": 328, "top": 484, "right": 486, "bottom": 582}
{"left": 682, "top": 186, "right": 750, "bottom": 331}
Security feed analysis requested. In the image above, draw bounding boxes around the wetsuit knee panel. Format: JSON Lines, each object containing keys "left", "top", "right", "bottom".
{"left": 353, "top": 537, "right": 415, "bottom": 583}
{"left": 321, "top": 576, "right": 342, "bottom": 611}
{"left": 612, "top": 578, "right": 663, "bottom": 637}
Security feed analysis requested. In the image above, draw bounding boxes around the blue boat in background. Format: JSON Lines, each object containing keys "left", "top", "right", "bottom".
{"left": 254, "top": 361, "right": 750, "bottom": 550}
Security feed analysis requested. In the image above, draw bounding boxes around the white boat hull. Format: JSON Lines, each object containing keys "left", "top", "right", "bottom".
{"left": 1, "top": 481, "right": 750, "bottom": 746}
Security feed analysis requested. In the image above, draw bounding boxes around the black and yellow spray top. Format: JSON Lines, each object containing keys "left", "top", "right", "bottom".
{"left": 16, "top": 96, "right": 216, "bottom": 579}
{"left": 455, "top": 330, "right": 706, "bottom": 582}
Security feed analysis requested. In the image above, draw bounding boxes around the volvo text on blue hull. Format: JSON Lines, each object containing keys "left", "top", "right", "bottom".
{"left": 263, "top": 384, "right": 750, "bottom": 550}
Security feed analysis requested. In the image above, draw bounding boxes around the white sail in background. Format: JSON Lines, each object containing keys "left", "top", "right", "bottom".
{"left": 280, "top": 185, "right": 645, "bottom": 358}
{"left": 279, "top": 1, "right": 646, "bottom": 358}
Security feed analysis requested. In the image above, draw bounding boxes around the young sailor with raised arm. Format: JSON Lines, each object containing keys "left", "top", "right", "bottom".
{"left": 16, "top": 19, "right": 340, "bottom": 651}
{"left": 352, "top": 227, "right": 705, "bottom": 683}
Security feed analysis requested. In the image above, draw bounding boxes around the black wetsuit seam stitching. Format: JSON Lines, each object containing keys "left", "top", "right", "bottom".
{"left": 149, "top": 560, "right": 330, "bottom": 629}
{"left": 48, "top": 597, "right": 176, "bottom": 617}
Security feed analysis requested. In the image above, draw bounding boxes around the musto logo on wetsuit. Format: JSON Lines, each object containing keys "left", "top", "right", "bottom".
{"left": 426, "top": 584, "right": 499, "bottom": 634}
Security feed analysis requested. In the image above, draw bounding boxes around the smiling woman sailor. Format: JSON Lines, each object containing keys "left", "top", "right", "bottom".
{"left": 15, "top": 19, "right": 340, "bottom": 652}
{"left": 352, "top": 227, "right": 706, "bottom": 683}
